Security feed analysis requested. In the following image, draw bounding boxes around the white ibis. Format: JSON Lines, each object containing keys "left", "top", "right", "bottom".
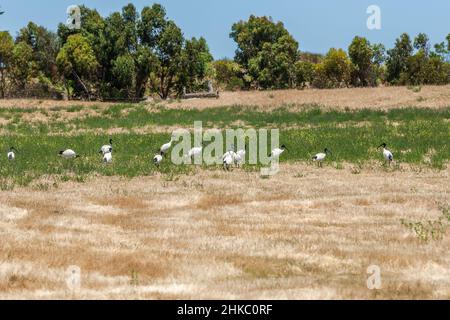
{"left": 59, "top": 149, "right": 79, "bottom": 159}
{"left": 378, "top": 143, "right": 393, "bottom": 166}
{"left": 312, "top": 148, "right": 331, "bottom": 167}
{"left": 103, "top": 150, "right": 112, "bottom": 163}
{"left": 223, "top": 152, "right": 234, "bottom": 171}
{"left": 159, "top": 137, "right": 174, "bottom": 155}
{"left": 270, "top": 145, "right": 288, "bottom": 159}
{"left": 7, "top": 147, "right": 17, "bottom": 161}
{"left": 100, "top": 139, "right": 113, "bottom": 155}
{"left": 234, "top": 145, "right": 247, "bottom": 167}
{"left": 222, "top": 144, "right": 238, "bottom": 170}
{"left": 153, "top": 154, "right": 163, "bottom": 166}
{"left": 188, "top": 146, "right": 203, "bottom": 158}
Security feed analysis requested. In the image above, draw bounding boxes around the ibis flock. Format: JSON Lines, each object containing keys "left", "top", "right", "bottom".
{"left": 222, "top": 144, "right": 247, "bottom": 171}
{"left": 5, "top": 138, "right": 396, "bottom": 170}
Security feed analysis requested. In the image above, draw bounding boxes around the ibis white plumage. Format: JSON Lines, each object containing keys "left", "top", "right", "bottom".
{"left": 223, "top": 152, "right": 234, "bottom": 171}
{"left": 59, "top": 149, "right": 79, "bottom": 159}
{"left": 7, "top": 147, "right": 17, "bottom": 161}
{"left": 103, "top": 151, "right": 112, "bottom": 163}
{"left": 100, "top": 139, "right": 113, "bottom": 155}
{"left": 378, "top": 143, "right": 393, "bottom": 165}
{"left": 185, "top": 144, "right": 205, "bottom": 165}
{"left": 188, "top": 146, "right": 202, "bottom": 158}
{"left": 153, "top": 154, "right": 163, "bottom": 166}
{"left": 270, "top": 145, "right": 288, "bottom": 159}
{"left": 234, "top": 145, "right": 247, "bottom": 167}
{"left": 312, "top": 148, "right": 331, "bottom": 167}
{"left": 159, "top": 137, "right": 174, "bottom": 155}
{"left": 221, "top": 144, "right": 237, "bottom": 170}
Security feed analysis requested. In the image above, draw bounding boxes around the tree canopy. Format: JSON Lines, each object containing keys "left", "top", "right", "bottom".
{"left": 230, "top": 15, "right": 299, "bottom": 89}
{"left": 53, "top": 3, "right": 213, "bottom": 100}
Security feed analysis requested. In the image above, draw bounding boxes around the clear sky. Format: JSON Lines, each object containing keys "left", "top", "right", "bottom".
{"left": 0, "top": 0, "right": 449, "bottom": 59}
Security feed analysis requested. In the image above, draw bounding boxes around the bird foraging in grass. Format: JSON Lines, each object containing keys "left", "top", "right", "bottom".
{"left": 159, "top": 136, "right": 174, "bottom": 156}
{"left": 100, "top": 139, "right": 113, "bottom": 155}
{"left": 378, "top": 143, "right": 393, "bottom": 166}
{"left": 234, "top": 145, "right": 247, "bottom": 167}
{"left": 223, "top": 152, "right": 234, "bottom": 171}
{"left": 269, "top": 145, "right": 288, "bottom": 159}
{"left": 102, "top": 149, "right": 113, "bottom": 163}
{"left": 59, "top": 149, "right": 79, "bottom": 159}
{"left": 186, "top": 142, "right": 207, "bottom": 163}
{"left": 153, "top": 153, "right": 163, "bottom": 166}
{"left": 222, "top": 145, "right": 236, "bottom": 171}
{"left": 188, "top": 146, "right": 202, "bottom": 158}
{"left": 312, "top": 148, "right": 331, "bottom": 167}
{"left": 7, "top": 147, "right": 17, "bottom": 161}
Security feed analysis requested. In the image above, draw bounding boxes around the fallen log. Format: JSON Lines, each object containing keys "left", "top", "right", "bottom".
{"left": 182, "top": 91, "right": 220, "bottom": 99}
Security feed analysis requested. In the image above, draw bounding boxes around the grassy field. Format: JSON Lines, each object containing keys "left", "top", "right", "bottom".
{"left": 0, "top": 87, "right": 449, "bottom": 299}
{"left": 0, "top": 104, "right": 449, "bottom": 190}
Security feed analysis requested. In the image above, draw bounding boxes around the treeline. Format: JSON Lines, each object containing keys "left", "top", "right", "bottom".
{"left": 0, "top": 3, "right": 213, "bottom": 100}
{"left": 0, "top": 4, "right": 449, "bottom": 100}
{"left": 216, "top": 15, "right": 450, "bottom": 90}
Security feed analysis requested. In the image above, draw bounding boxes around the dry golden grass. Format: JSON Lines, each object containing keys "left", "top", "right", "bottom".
{"left": 195, "top": 194, "right": 245, "bottom": 210}
{"left": 0, "top": 99, "right": 115, "bottom": 109}
{"left": 1, "top": 85, "right": 449, "bottom": 112}
{"left": 0, "top": 164, "right": 449, "bottom": 299}
{"left": 164, "top": 85, "right": 450, "bottom": 110}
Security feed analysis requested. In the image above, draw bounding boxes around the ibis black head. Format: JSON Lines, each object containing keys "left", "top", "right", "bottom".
{"left": 281, "top": 144, "right": 288, "bottom": 151}
{"left": 109, "top": 138, "right": 113, "bottom": 145}
{"left": 58, "top": 150, "right": 64, "bottom": 155}
{"left": 10, "top": 146, "right": 16, "bottom": 151}
{"left": 324, "top": 148, "right": 331, "bottom": 154}
{"left": 378, "top": 143, "right": 387, "bottom": 148}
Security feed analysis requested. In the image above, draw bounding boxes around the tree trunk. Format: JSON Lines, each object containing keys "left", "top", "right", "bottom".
{"left": 159, "top": 71, "right": 166, "bottom": 99}
{"left": 0, "top": 70, "right": 5, "bottom": 99}
{"left": 65, "top": 79, "right": 71, "bottom": 100}
{"left": 71, "top": 70, "right": 90, "bottom": 100}
{"left": 163, "top": 75, "right": 173, "bottom": 99}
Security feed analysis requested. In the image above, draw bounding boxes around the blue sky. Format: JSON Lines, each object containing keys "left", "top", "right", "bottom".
{"left": 0, "top": 0, "right": 449, "bottom": 59}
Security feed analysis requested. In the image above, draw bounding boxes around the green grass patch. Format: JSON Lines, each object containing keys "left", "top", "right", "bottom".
{"left": 66, "top": 105, "right": 450, "bottom": 130}
{"left": 3, "top": 104, "right": 449, "bottom": 134}
{"left": 0, "top": 104, "right": 448, "bottom": 187}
